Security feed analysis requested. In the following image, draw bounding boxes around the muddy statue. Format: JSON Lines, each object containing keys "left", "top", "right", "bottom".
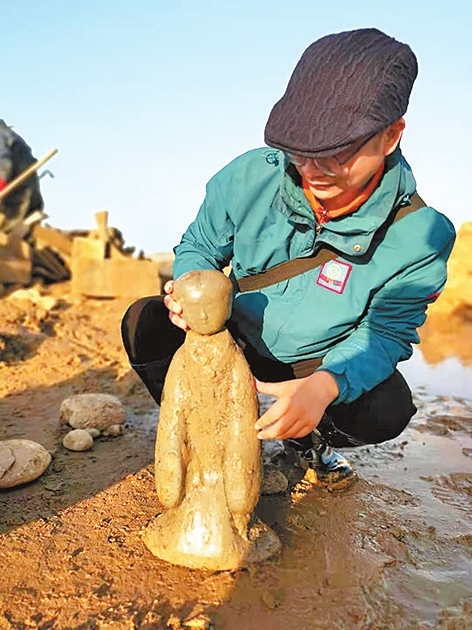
{"left": 143, "top": 269, "right": 281, "bottom": 570}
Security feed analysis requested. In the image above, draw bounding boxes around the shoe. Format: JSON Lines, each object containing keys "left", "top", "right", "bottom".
{"left": 288, "top": 431, "right": 357, "bottom": 492}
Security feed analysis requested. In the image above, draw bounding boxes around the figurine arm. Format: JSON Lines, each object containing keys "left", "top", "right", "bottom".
{"left": 154, "top": 352, "right": 188, "bottom": 508}
{"left": 223, "top": 357, "right": 262, "bottom": 515}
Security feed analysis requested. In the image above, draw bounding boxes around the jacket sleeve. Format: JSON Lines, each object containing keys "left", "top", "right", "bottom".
{"left": 320, "top": 214, "right": 456, "bottom": 404}
{"left": 173, "top": 175, "right": 235, "bottom": 279}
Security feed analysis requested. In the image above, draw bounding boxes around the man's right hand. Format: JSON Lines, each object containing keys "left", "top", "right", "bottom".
{"left": 163, "top": 280, "right": 190, "bottom": 331}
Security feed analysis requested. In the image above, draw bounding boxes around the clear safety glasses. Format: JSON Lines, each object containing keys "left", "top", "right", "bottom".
{"left": 286, "top": 132, "right": 377, "bottom": 176}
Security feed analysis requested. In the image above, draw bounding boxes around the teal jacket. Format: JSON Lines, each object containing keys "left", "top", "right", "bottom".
{"left": 173, "top": 148, "right": 455, "bottom": 404}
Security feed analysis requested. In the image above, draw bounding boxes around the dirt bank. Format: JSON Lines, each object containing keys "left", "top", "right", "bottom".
{"left": 0, "top": 281, "right": 471, "bottom": 630}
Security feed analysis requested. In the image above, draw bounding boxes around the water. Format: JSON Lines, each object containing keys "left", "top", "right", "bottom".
{"left": 399, "top": 345, "right": 472, "bottom": 399}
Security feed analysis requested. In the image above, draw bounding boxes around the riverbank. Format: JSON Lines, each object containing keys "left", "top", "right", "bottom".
{"left": 0, "top": 278, "right": 470, "bottom": 629}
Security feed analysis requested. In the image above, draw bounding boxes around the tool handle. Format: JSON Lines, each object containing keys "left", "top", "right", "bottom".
{"left": 0, "top": 148, "right": 58, "bottom": 202}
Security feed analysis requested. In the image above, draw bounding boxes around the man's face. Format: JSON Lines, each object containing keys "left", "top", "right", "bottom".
{"left": 292, "top": 119, "right": 405, "bottom": 202}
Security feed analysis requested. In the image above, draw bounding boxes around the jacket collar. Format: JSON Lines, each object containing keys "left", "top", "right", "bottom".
{"left": 271, "top": 148, "right": 417, "bottom": 257}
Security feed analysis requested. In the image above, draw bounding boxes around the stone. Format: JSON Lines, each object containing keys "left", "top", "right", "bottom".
{"left": 63, "top": 429, "right": 94, "bottom": 451}
{"left": 0, "top": 439, "right": 51, "bottom": 488}
{"left": 261, "top": 467, "right": 289, "bottom": 495}
{"left": 103, "top": 424, "right": 122, "bottom": 437}
{"left": 183, "top": 614, "right": 214, "bottom": 629}
{"left": 0, "top": 442, "right": 15, "bottom": 478}
{"left": 86, "top": 428, "right": 101, "bottom": 439}
{"left": 143, "top": 270, "right": 281, "bottom": 570}
{"left": 59, "top": 393, "right": 126, "bottom": 430}
{"left": 7, "top": 287, "right": 58, "bottom": 311}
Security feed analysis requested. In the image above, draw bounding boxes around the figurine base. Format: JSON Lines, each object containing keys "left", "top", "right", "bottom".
{"left": 143, "top": 512, "right": 281, "bottom": 571}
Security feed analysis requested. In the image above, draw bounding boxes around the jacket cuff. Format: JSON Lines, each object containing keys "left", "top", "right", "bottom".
{"left": 317, "top": 367, "right": 350, "bottom": 404}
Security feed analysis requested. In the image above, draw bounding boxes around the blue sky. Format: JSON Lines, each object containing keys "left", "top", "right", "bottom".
{"left": 3, "top": 0, "right": 471, "bottom": 255}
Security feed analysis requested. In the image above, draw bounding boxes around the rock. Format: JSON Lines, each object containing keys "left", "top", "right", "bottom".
{"left": 63, "top": 429, "right": 94, "bottom": 452}
{"left": 0, "top": 439, "right": 51, "bottom": 489}
{"left": 59, "top": 393, "right": 126, "bottom": 430}
{"left": 86, "top": 428, "right": 101, "bottom": 439}
{"left": 261, "top": 467, "right": 289, "bottom": 495}
{"left": 183, "top": 614, "right": 213, "bottom": 629}
{"left": 7, "top": 287, "right": 58, "bottom": 311}
{"left": 103, "top": 424, "right": 122, "bottom": 437}
{"left": 0, "top": 442, "right": 15, "bottom": 477}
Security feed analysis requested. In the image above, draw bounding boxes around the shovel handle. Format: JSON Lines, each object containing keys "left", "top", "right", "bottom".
{"left": 0, "top": 148, "right": 58, "bottom": 203}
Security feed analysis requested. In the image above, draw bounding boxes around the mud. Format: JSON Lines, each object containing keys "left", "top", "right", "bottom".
{"left": 0, "top": 282, "right": 470, "bottom": 629}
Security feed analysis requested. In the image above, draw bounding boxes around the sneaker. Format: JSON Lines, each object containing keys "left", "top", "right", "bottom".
{"left": 300, "top": 443, "right": 357, "bottom": 491}
{"left": 288, "top": 431, "right": 357, "bottom": 492}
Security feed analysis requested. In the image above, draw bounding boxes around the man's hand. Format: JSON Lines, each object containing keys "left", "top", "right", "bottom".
{"left": 163, "top": 280, "right": 190, "bottom": 331}
{"left": 255, "top": 371, "right": 340, "bottom": 440}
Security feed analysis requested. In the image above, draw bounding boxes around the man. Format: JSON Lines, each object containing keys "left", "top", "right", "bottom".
{"left": 0, "top": 120, "right": 44, "bottom": 233}
{"left": 122, "top": 28, "right": 455, "bottom": 491}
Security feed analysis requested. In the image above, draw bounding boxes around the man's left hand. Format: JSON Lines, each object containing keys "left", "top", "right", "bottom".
{"left": 255, "top": 371, "right": 340, "bottom": 440}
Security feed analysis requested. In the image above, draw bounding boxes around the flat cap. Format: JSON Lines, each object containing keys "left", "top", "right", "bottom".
{"left": 264, "top": 28, "right": 418, "bottom": 157}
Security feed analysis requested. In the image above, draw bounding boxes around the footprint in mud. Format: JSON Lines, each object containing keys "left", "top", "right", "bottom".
{"left": 421, "top": 472, "right": 472, "bottom": 513}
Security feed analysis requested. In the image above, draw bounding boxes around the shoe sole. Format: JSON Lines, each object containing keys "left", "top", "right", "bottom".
{"left": 306, "top": 468, "right": 358, "bottom": 492}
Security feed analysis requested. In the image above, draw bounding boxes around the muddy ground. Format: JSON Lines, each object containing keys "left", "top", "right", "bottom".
{"left": 0, "top": 282, "right": 471, "bottom": 630}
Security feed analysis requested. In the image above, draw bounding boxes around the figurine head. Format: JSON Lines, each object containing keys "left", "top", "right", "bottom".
{"left": 173, "top": 270, "right": 233, "bottom": 335}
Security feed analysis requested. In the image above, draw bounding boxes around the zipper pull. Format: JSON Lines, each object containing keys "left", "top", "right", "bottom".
{"left": 315, "top": 209, "right": 330, "bottom": 233}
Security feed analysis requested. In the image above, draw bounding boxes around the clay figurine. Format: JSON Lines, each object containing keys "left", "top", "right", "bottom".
{"left": 143, "top": 269, "right": 281, "bottom": 570}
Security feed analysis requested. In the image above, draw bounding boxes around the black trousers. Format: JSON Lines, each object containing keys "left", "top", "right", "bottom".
{"left": 121, "top": 296, "right": 417, "bottom": 448}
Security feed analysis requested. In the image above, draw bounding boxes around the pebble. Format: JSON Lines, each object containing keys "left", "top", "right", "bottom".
{"left": 86, "top": 428, "right": 101, "bottom": 439}
{"left": 63, "top": 429, "right": 94, "bottom": 451}
{"left": 103, "top": 424, "right": 122, "bottom": 437}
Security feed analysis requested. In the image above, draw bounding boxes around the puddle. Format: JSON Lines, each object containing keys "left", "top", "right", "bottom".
{"left": 399, "top": 345, "right": 472, "bottom": 399}
{"left": 343, "top": 336, "right": 472, "bottom": 626}
{"left": 350, "top": 429, "right": 472, "bottom": 535}
{"left": 258, "top": 328, "right": 472, "bottom": 627}
{"left": 348, "top": 427, "right": 472, "bottom": 624}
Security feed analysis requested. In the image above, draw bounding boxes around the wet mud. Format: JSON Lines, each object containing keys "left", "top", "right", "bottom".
{"left": 0, "top": 283, "right": 470, "bottom": 629}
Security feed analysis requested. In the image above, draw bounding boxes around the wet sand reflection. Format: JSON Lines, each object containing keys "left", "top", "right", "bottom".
{"left": 400, "top": 312, "right": 472, "bottom": 399}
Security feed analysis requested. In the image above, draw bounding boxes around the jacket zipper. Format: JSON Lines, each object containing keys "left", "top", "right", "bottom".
{"left": 316, "top": 208, "right": 330, "bottom": 234}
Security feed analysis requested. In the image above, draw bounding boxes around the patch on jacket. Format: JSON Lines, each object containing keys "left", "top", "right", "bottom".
{"left": 316, "top": 259, "right": 352, "bottom": 294}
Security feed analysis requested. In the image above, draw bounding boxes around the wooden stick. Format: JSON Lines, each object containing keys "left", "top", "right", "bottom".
{"left": 0, "top": 148, "right": 58, "bottom": 202}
